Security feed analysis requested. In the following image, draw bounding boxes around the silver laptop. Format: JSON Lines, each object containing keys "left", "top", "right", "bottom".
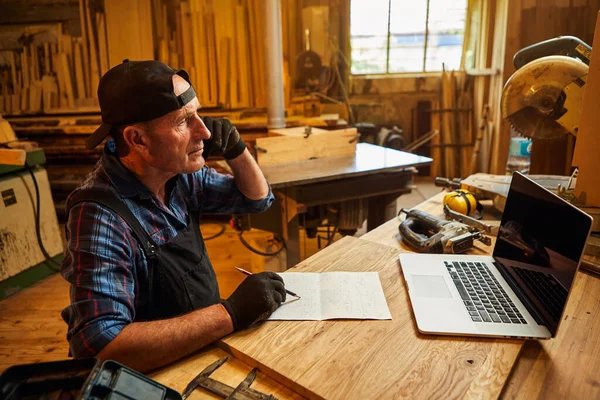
{"left": 399, "top": 172, "right": 592, "bottom": 339}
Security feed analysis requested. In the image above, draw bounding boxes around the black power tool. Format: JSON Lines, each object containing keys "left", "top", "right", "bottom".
{"left": 398, "top": 208, "right": 492, "bottom": 254}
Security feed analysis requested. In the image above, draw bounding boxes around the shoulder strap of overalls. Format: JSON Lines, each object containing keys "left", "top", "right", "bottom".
{"left": 66, "top": 188, "right": 158, "bottom": 258}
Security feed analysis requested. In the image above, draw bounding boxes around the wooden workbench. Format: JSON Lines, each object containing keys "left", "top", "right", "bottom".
{"left": 360, "top": 192, "right": 600, "bottom": 400}
{"left": 2, "top": 191, "right": 598, "bottom": 399}
{"left": 252, "top": 143, "right": 432, "bottom": 268}
{"left": 215, "top": 192, "right": 600, "bottom": 399}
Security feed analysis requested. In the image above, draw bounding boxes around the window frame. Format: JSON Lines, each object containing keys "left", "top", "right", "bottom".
{"left": 349, "top": 0, "right": 469, "bottom": 77}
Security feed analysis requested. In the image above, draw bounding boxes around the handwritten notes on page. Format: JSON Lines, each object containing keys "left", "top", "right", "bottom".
{"left": 268, "top": 272, "right": 392, "bottom": 321}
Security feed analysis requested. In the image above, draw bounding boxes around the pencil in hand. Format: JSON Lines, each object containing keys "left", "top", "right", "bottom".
{"left": 234, "top": 266, "right": 301, "bottom": 299}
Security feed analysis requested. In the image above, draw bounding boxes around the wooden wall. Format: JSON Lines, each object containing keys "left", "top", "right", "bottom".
{"left": 0, "top": 0, "right": 81, "bottom": 36}
{"left": 497, "top": 0, "right": 600, "bottom": 175}
{"left": 349, "top": 75, "right": 439, "bottom": 142}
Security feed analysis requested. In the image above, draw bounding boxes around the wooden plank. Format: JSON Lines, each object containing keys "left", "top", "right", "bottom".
{"left": 79, "top": 0, "right": 91, "bottom": 96}
{"left": 573, "top": 11, "right": 600, "bottom": 206}
{"left": 58, "top": 53, "right": 75, "bottom": 109}
{"left": 489, "top": 0, "right": 511, "bottom": 174}
{"left": 255, "top": 128, "right": 357, "bottom": 166}
{"left": 61, "top": 34, "right": 73, "bottom": 69}
{"left": 21, "top": 48, "right": 30, "bottom": 89}
{"left": 0, "top": 148, "right": 26, "bottom": 165}
{"left": 214, "top": 0, "right": 235, "bottom": 108}
{"left": 162, "top": 3, "right": 168, "bottom": 48}
{"left": 189, "top": 0, "right": 204, "bottom": 100}
{"left": 84, "top": 0, "right": 100, "bottom": 94}
{"left": 73, "top": 41, "right": 86, "bottom": 99}
{"left": 29, "top": 80, "right": 43, "bottom": 112}
{"left": 158, "top": 38, "right": 169, "bottom": 64}
{"left": 247, "top": 0, "right": 261, "bottom": 107}
{"left": 52, "top": 53, "right": 67, "bottom": 108}
{"left": 219, "top": 37, "right": 231, "bottom": 108}
{"left": 96, "top": 12, "right": 109, "bottom": 75}
{"left": 152, "top": 0, "right": 163, "bottom": 42}
{"left": 43, "top": 42, "right": 51, "bottom": 76}
{"left": 0, "top": 118, "right": 17, "bottom": 143}
{"left": 20, "top": 88, "right": 28, "bottom": 112}
{"left": 235, "top": 4, "right": 251, "bottom": 107}
{"left": 456, "top": 71, "right": 473, "bottom": 176}
{"left": 9, "top": 52, "right": 18, "bottom": 95}
{"left": 137, "top": 0, "right": 154, "bottom": 62}
{"left": 29, "top": 43, "right": 38, "bottom": 83}
{"left": 11, "top": 94, "right": 20, "bottom": 114}
{"left": 220, "top": 235, "right": 522, "bottom": 400}
{"left": 179, "top": 1, "right": 193, "bottom": 69}
{"left": 429, "top": 97, "right": 441, "bottom": 177}
{"left": 197, "top": 1, "right": 210, "bottom": 104}
{"left": 173, "top": 9, "right": 183, "bottom": 67}
{"left": 41, "top": 75, "right": 58, "bottom": 111}
{"left": 223, "top": 0, "right": 239, "bottom": 108}
{"left": 268, "top": 126, "right": 329, "bottom": 136}
{"left": 205, "top": 10, "right": 218, "bottom": 106}
{"left": 256, "top": 0, "right": 267, "bottom": 107}
{"left": 104, "top": 0, "right": 154, "bottom": 68}
{"left": 440, "top": 70, "right": 457, "bottom": 177}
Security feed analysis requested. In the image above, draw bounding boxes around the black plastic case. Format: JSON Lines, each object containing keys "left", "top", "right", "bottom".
{"left": 0, "top": 358, "right": 182, "bottom": 400}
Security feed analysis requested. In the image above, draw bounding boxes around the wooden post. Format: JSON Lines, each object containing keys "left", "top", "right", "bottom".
{"left": 573, "top": 12, "right": 600, "bottom": 206}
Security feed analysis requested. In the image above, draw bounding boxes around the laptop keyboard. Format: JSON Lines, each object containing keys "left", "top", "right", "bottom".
{"left": 513, "top": 267, "right": 567, "bottom": 322}
{"left": 445, "top": 261, "right": 527, "bottom": 324}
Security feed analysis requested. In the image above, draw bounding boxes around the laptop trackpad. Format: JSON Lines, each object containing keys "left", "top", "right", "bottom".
{"left": 412, "top": 275, "right": 452, "bottom": 298}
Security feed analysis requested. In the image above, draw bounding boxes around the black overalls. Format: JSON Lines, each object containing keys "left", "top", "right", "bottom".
{"left": 67, "top": 183, "right": 221, "bottom": 321}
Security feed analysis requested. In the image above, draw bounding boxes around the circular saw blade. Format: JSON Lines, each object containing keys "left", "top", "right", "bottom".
{"left": 501, "top": 55, "right": 588, "bottom": 139}
{"left": 507, "top": 107, "right": 568, "bottom": 139}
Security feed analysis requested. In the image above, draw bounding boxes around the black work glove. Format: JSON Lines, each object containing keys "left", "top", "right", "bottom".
{"left": 201, "top": 116, "right": 247, "bottom": 159}
{"left": 221, "top": 272, "right": 286, "bottom": 331}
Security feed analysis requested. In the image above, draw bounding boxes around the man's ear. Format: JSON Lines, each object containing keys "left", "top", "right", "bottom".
{"left": 122, "top": 124, "right": 150, "bottom": 154}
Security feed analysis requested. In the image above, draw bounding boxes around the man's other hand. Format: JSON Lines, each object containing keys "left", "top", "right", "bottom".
{"left": 201, "top": 116, "right": 247, "bottom": 159}
{"left": 221, "top": 272, "right": 286, "bottom": 331}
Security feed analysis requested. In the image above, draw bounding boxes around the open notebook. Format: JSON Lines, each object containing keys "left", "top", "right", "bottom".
{"left": 268, "top": 271, "right": 392, "bottom": 321}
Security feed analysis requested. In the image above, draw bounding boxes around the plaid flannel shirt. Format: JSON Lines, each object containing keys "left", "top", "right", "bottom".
{"left": 60, "top": 140, "right": 274, "bottom": 357}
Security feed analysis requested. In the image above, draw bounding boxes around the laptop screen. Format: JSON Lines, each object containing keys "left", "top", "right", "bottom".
{"left": 493, "top": 172, "right": 592, "bottom": 335}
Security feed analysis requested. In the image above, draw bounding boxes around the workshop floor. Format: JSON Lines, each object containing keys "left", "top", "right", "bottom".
{"left": 0, "top": 176, "right": 439, "bottom": 372}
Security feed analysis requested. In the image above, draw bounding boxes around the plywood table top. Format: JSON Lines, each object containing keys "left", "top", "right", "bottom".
{"left": 260, "top": 143, "right": 432, "bottom": 188}
{"left": 220, "top": 236, "right": 523, "bottom": 399}
{"left": 362, "top": 191, "right": 600, "bottom": 399}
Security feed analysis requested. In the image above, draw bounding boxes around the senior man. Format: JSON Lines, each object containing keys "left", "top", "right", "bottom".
{"left": 60, "top": 60, "right": 286, "bottom": 372}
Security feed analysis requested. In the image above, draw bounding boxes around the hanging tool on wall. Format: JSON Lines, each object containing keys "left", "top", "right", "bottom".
{"left": 398, "top": 208, "right": 492, "bottom": 254}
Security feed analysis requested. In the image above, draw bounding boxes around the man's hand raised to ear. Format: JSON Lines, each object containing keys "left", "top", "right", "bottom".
{"left": 201, "top": 116, "right": 247, "bottom": 159}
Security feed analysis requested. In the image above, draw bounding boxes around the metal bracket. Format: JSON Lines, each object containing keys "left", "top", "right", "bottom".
{"left": 348, "top": 134, "right": 361, "bottom": 143}
{"left": 304, "top": 126, "right": 312, "bottom": 138}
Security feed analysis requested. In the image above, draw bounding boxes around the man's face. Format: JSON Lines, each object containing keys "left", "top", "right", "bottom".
{"left": 143, "top": 76, "right": 211, "bottom": 174}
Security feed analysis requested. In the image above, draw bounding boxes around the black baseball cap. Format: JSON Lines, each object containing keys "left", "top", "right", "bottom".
{"left": 87, "top": 59, "right": 197, "bottom": 149}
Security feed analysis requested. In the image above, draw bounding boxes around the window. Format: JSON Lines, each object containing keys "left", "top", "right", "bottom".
{"left": 350, "top": 0, "right": 468, "bottom": 74}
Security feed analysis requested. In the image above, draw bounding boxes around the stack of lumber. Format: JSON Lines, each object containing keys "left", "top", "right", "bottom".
{"left": 0, "top": 0, "right": 114, "bottom": 116}
{"left": 153, "top": 0, "right": 301, "bottom": 110}
{"left": 1, "top": 0, "right": 305, "bottom": 115}
{"left": 430, "top": 69, "right": 474, "bottom": 178}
